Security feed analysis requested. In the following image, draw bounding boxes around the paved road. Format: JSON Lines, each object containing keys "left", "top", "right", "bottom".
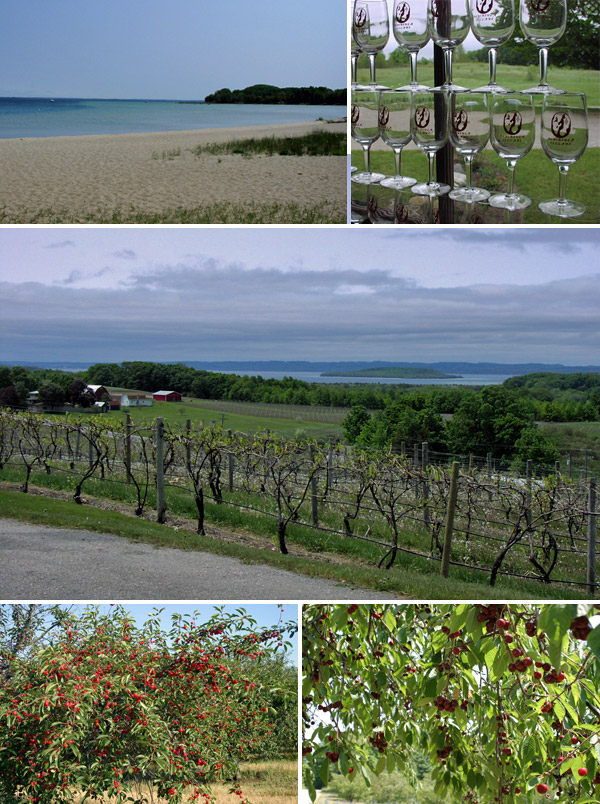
{"left": 0, "top": 518, "right": 398, "bottom": 600}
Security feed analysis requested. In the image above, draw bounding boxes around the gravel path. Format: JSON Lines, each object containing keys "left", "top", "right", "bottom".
{"left": 0, "top": 518, "right": 399, "bottom": 600}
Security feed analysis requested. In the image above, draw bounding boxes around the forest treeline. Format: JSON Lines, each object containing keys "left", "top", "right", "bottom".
{"left": 0, "top": 363, "right": 599, "bottom": 426}
{"left": 204, "top": 84, "right": 346, "bottom": 105}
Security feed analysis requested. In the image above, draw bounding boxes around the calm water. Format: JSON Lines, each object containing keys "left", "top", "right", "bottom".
{"left": 217, "top": 370, "right": 511, "bottom": 386}
{"left": 0, "top": 97, "right": 346, "bottom": 139}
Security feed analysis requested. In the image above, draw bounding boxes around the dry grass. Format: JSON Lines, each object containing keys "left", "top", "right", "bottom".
{"left": 66, "top": 760, "right": 297, "bottom": 804}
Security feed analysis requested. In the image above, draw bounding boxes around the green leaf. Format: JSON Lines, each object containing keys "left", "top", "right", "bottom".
{"left": 520, "top": 734, "right": 537, "bottom": 765}
{"left": 386, "top": 752, "right": 395, "bottom": 773}
{"left": 538, "top": 605, "right": 575, "bottom": 671}
{"left": 375, "top": 755, "right": 386, "bottom": 776}
{"left": 319, "top": 758, "right": 330, "bottom": 787}
{"left": 587, "top": 624, "right": 600, "bottom": 664}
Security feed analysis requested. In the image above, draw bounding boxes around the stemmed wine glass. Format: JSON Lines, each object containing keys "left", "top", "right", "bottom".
{"left": 539, "top": 93, "right": 588, "bottom": 218}
{"left": 468, "top": 0, "right": 515, "bottom": 92}
{"left": 353, "top": 0, "right": 390, "bottom": 87}
{"left": 519, "top": 0, "right": 567, "bottom": 94}
{"left": 489, "top": 93, "right": 536, "bottom": 210}
{"left": 411, "top": 90, "right": 450, "bottom": 196}
{"left": 351, "top": 0, "right": 362, "bottom": 87}
{"left": 449, "top": 92, "right": 490, "bottom": 202}
{"left": 392, "top": 0, "right": 431, "bottom": 91}
{"left": 427, "top": 0, "right": 471, "bottom": 91}
{"left": 378, "top": 90, "right": 418, "bottom": 189}
{"left": 351, "top": 88, "right": 386, "bottom": 184}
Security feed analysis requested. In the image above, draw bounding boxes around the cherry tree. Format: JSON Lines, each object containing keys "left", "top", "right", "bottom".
{"left": 302, "top": 604, "right": 600, "bottom": 804}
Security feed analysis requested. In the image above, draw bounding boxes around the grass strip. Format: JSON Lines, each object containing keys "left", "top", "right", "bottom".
{"left": 0, "top": 200, "right": 345, "bottom": 225}
{"left": 192, "top": 130, "right": 346, "bottom": 157}
{"left": 0, "top": 487, "right": 588, "bottom": 599}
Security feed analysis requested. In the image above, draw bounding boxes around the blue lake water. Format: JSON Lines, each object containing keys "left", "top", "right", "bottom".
{"left": 217, "top": 370, "right": 511, "bottom": 386}
{"left": 0, "top": 97, "right": 346, "bottom": 139}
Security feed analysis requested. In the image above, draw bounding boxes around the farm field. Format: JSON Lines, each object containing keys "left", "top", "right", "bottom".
{"left": 104, "top": 392, "right": 345, "bottom": 440}
{"left": 539, "top": 420, "right": 600, "bottom": 479}
{"left": 68, "top": 760, "right": 297, "bottom": 804}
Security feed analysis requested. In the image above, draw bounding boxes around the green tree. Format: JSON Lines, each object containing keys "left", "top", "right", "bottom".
{"left": 303, "top": 604, "right": 600, "bottom": 804}
{"left": 343, "top": 405, "right": 371, "bottom": 443}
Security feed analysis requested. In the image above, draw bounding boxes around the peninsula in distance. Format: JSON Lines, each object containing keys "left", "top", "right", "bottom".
{"left": 203, "top": 84, "right": 346, "bottom": 105}
{"left": 321, "top": 367, "right": 460, "bottom": 379}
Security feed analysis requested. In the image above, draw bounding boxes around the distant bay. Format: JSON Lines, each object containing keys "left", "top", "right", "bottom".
{"left": 0, "top": 97, "right": 345, "bottom": 139}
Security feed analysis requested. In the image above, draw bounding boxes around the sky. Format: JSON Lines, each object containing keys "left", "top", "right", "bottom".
{"left": 0, "top": 227, "right": 599, "bottom": 366}
{"left": 1, "top": 0, "right": 346, "bottom": 100}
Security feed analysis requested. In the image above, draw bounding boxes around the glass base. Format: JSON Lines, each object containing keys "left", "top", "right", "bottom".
{"left": 380, "top": 175, "right": 418, "bottom": 190}
{"left": 539, "top": 198, "right": 586, "bottom": 218}
{"left": 397, "top": 82, "right": 432, "bottom": 92}
{"left": 351, "top": 166, "right": 358, "bottom": 173}
{"left": 449, "top": 186, "right": 490, "bottom": 203}
{"left": 488, "top": 192, "right": 531, "bottom": 210}
{"left": 351, "top": 171, "right": 385, "bottom": 185}
{"left": 520, "top": 84, "right": 566, "bottom": 95}
{"left": 471, "top": 83, "right": 515, "bottom": 94}
{"left": 431, "top": 81, "right": 468, "bottom": 92}
{"left": 412, "top": 181, "right": 450, "bottom": 197}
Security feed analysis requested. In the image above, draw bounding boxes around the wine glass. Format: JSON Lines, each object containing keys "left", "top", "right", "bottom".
{"left": 519, "top": 0, "right": 567, "bottom": 94}
{"left": 351, "top": 87, "right": 386, "bottom": 184}
{"left": 449, "top": 92, "right": 490, "bottom": 202}
{"left": 488, "top": 93, "right": 536, "bottom": 210}
{"left": 350, "top": 0, "right": 362, "bottom": 86}
{"left": 539, "top": 93, "right": 588, "bottom": 218}
{"left": 468, "top": 0, "right": 515, "bottom": 92}
{"left": 392, "top": 0, "right": 431, "bottom": 91}
{"left": 427, "top": 0, "right": 471, "bottom": 91}
{"left": 353, "top": 0, "right": 390, "bottom": 87}
{"left": 411, "top": 90, "right": 450, "bottom": 196}
{"left": 378, "top": 89, "right": 418, "bottom": 189}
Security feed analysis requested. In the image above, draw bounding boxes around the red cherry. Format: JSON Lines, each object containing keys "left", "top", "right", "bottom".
{"left": 536, "top": 783, "right": 548, "bottom": 794}
{"left": 578, "top": 768, "right": 588, "bottom": 777}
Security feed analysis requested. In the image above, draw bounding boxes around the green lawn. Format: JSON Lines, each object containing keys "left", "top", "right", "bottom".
{"left": 359, "top": 63, "right": 600, "bottom": 108}
{"left": 538, "top": 420, "right": 600, "bottom": 479}
{"left": 81, "top": 396, "right": 344, "bottom": 441}
{"left": 351, "top": 147, "right": 600, "bottom": 223}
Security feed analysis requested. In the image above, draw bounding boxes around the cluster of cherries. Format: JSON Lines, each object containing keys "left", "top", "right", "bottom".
{"left": 369, "top": 731, "right": 388, "bottom": 754}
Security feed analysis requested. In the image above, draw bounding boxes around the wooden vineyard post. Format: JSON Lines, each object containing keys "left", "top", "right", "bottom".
{"left": 441, "top": 462, "right": 460, "bottom": 578}
{"left": 422, "top": 441, "right": 430, "bottom": 531}
{"left": 125, "top": 413, "right": 132, "bottom": 484}
{"left": 310, "top": 444, "right": 319, "bottom": 526}
{"left": 228, "top": 429, "right": 234, "bottom": 493}
{"left": 156, "top": 417, "right": 166, "bottom": 524}
{"left": 588, "top": 478, "right": 596, "bottom": 595}
{"left": 526, "top": 460, "right": 533, "bottom": 530}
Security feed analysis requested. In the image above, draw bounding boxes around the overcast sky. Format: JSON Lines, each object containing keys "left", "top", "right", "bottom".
{"left": 0, "top": 227, "right": 598, "bottom": 366}
{"left": 2, "top": 0, "right": 345, "bottom": 100}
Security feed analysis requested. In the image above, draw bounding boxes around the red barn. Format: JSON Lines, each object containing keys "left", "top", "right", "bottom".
{"left": 153, "top": 390, "right": 182, "bottom": 402}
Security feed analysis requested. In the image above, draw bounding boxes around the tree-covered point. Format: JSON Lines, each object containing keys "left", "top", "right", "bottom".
{"left": 204, "top": 84, "right": 346, "bottom": 105}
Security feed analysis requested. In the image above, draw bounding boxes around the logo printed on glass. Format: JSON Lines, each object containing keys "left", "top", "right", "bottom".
{"left": 378, "top": 105, "right": 390, "bottom": 127}
{"left": 351, "top": 104, "right": 360, "bottom": 125}
{"left": 529, "top": 0, "right": 550, "bottom": 12}
{"left": 503, "top": 110, "right": 522, "bottom": 135}
{"left": 368, "top": 193, "right": 379, "bottom": 215}
{"left": 354, "top": 6, "right": 367, "bottom": 27}
{"left": 550, "top": 111, "right": 571, "bottom": 138}
{"left": 475, "top": 0, "right": 494, "bottom": 12}
{"left": 395, "top": 2, "right": 411, "bottom": 23}
{"left": 452, "top": 109, "right": 469, "bottom": 133}
{"left": 415, "top": 106, "right": 431, "bottom": 128}
{"left": 431, "top": 0, "right": 448, "bottom": 16}
{"left": 395, "top": 203, "right": 409, "bottom": 223}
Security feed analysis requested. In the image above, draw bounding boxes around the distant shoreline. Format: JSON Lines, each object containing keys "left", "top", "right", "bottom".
{"left": 322, "top": 368, "right": 460, "bottom": 379}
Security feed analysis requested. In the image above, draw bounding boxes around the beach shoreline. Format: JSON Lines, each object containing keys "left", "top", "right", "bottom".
{"left": 0, "top": 119, "right": 346, "bottom": 223}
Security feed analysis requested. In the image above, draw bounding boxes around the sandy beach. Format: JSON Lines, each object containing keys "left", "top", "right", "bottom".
{"left": 0, "top": 119, "right": 346, "bottom": 222}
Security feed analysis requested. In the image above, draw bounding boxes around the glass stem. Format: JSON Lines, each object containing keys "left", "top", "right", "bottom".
{"left": 488, "top": 47, "right": 497, "bottom": 86}
{"left": 409, "top": 51, "right": 419, "bottom": 85}
{"left": 427, "top": 152, "right": 436, "bottom": 185}
{"left": 464, "top": 155, "right": 473, "bottom": 188}
{"left": 351, "top": 54, "right": 358, "bottom": 86}
{"left": 394, "top": 147, "right": 403, "bottom": 177}
{"left": 538, "top": 47, "right": 549, "bottom": 88}
{"left": 506, "top": 158, "right": 517, "bottom": 196}
{"left": 557, "top": 164, "right": 569, "bottom": 204}
{"left": 369, "top": 53, "right": 377, "bottom": 86}
{"left": 363, "top": 144, "right": 372, "bottom": 175}
{"left": 444, "top": 48, "right": 453, "bottom": 87}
